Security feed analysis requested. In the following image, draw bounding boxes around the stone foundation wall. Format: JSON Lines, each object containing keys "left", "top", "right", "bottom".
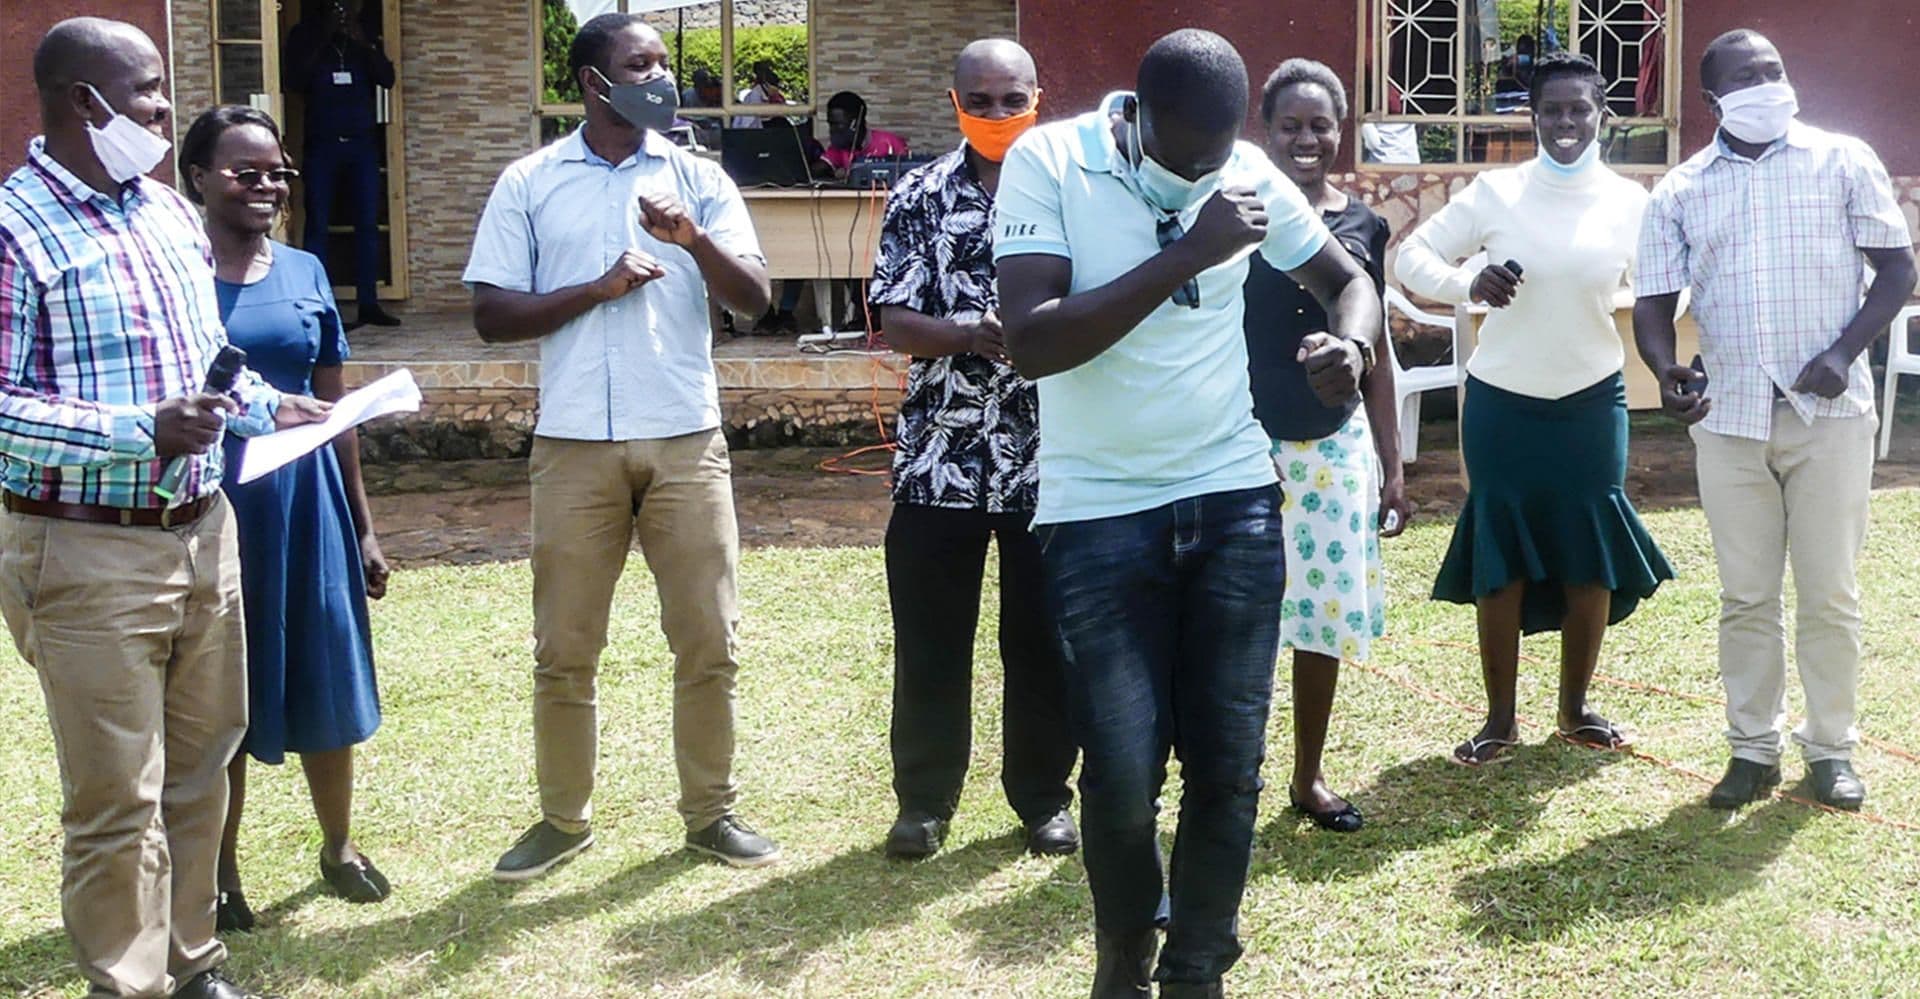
{"left": 346, "top": 365, "right": 902, "bottom": 462}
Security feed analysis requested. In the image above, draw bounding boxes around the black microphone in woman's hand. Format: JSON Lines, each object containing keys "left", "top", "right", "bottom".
{"left": 1503, "top": 259, "right": 1524, "bottom": 278}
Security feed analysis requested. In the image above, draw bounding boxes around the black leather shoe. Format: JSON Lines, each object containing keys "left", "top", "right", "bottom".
{"left": 1807, "top": 759, "right": 1866, "bottom": 811}
{"left": 1025, "top": 809, "right": 1080, "bottom": 856}
{"left": 215, "top": 890, "right": 254, "bottom": 933}
{"left": 686, "top": 815, "right": 781, "bottom": 868}
{"left": 1707, "top": 758, "right": 1782, "bottom": 810}
{"left": 357, "top": 303, "right": 402, "bottom": 327}
{"left": 1091, "top": 928, "right": 1156, "bottom": 998}
{"left": 320, "top": 850, "right": 392, "bottom": 903}
{"left": 1290, "top": 790, "right": 1364, "bottom": 833}
{"left": 171, "top": 968, "right": 278, "bottom": 999}
{"left": 1160, "top": 982, "right": 1226, "bottom": 999}
{"left": 885, "top": 812, "right": 946, "bottom": 860}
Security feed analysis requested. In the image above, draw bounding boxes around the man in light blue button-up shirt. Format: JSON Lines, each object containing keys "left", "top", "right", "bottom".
{"left": 463, "top": 13, "right": 780, "bottom": 877}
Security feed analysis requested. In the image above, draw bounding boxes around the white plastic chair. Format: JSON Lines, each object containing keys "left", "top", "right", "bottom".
{"left": 1877, "top": 303, "right": 1920, "bottom": 459}
{"left": 1383, "top": 285, "right": 1459, "bottom": 462}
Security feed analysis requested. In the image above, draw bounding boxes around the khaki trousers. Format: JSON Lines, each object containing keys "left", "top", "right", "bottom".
{"left": 0, "top": 496, "right": 247, "bottom": 998}
{"left": 529, "top": 430, "right": 741, "bottom": 833}
{"left": 1692, "top": 404, "right": 1876, "bottom": 765}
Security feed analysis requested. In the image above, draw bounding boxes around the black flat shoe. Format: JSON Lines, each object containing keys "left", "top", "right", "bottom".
{"left": 1290, "top": 792, "right": 1364, "bottom": 833}
{"left": 1807, "top": 759, "right": 1866, "bottom": 811}
{"left": 319, "top": 851, "right": 392, "bottom": 904}
{"left": 1707, "top": 757, "right": 1782, "bottom": 810}
{"left": 215, "top": 889, "right": 254, "bottom": 933}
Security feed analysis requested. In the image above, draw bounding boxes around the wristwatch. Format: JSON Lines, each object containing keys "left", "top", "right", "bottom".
{"left": 1347, "top": 335, "right": 1376, "bottom": 376}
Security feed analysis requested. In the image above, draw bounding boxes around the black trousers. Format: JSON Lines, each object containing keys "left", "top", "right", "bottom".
{"left": 886, "top": 503, "right": 1076, "bottom": 824}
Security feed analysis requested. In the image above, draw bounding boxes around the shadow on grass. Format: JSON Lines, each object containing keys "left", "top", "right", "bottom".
{"left": 274, "top": 848, "right": 702, "bottom": 988}
{"left": 953, "top": 862, "right": 1092, "bottom": 970}
{"left": 609, "top": 832, "right": 1034, "bottom": 989}
{"left": 1252, "top": 741, "right": 1626, "bottom": 883}
{"left": 1453, "top": 796, "right": 1815, "bottom": 942}
{"left": 0, "top": 925, "right": 69, "bottom": 996}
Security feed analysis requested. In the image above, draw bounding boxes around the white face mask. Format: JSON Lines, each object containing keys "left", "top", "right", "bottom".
{"left": 1122, "top": 98, "right": 1222, "bottom": 215}
{"left": 80, "top": 83, "right": 171, "bottom": 184}
{"left": 1710, "top": 81, "right": 1798, "bottom": 145}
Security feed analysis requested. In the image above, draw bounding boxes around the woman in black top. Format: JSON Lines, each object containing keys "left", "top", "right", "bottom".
{"left": 1244, "top": 59, "right": 1411, "bottom": 832}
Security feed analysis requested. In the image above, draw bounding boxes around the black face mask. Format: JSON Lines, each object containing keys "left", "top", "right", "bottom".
{"left": 591, "top": 68, "right": 678, "bottom": 133}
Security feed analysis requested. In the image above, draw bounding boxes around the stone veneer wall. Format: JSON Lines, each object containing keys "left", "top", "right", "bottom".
{"left": 171, "top": 2, "right": 215, "bottom": 130}
{"left": 399, "top": 0, "right": 531, "bottom": 310}
{"left": 814, "top": 0, "right": 1018, "bottom": 160}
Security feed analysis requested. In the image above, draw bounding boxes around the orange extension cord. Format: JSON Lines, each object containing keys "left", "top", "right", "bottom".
{"left": 1354, "top": 636, "right": 1920, "bottom": 833}
{"left": 818, "top": 179, "right": 902, "bottom": 478}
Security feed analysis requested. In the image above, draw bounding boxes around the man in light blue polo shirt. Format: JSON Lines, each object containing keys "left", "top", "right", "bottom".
{"left": 995, "top": 30, "right": 1383, "bottom": 999}
{"left": 463, "top": 13, "right": 777, "bottom": 879}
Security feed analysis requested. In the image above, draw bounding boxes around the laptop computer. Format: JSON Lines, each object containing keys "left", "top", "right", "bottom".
{"left": 721, "top": 126, "right": 818, "bottom": 187}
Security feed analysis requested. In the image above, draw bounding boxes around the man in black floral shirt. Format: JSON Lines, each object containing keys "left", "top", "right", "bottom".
{"left": 868, "top": 38, "right": 1077, "bottom": 860}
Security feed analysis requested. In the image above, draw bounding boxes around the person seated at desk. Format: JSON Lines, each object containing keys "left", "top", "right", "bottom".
{"left": 731, "top": 60, "right": 788, "bottom": 129}
{"left": 822, "top": 91, "right": 909, "bottom": 178}
{"left": 681, "top": 68, "right": 723, "bottom": 149}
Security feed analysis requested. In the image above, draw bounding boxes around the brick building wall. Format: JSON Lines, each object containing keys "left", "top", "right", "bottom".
{"left": 814, "top": 0, "right": 1018, "bottom": 160}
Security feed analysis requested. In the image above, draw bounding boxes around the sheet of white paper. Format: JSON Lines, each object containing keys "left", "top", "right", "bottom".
{"left": 237, "top": 369, "right": 421, "bottom": 484}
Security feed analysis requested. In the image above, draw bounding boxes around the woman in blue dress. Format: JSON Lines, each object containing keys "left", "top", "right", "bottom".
{"left": 180, "top": 106, "right": 392, "bottom": 928}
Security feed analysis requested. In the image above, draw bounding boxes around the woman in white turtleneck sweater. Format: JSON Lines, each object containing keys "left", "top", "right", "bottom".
{"left": 1395, "top": 53, "right": 1673, "bottom": 768}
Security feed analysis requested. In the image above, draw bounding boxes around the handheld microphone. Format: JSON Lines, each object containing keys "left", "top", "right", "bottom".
{"left": 153, "top": 345, "right": 248, "bottom": 504}
{"left": 1503, "top": 259, "right": 1524, "bottom": 278}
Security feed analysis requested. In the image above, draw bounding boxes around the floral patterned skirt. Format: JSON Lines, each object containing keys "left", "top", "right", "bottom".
{"left": 1272, "top": 409, "right": 1387, "bottom": 662}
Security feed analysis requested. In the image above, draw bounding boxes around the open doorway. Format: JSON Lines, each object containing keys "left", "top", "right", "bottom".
{"left": 276, "top": 0, "right": 411, "bottom": 317}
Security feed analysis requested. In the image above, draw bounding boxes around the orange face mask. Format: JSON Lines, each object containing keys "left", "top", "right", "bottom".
{"left": 950, "top": 89, "right": 1041, "bottom": 162}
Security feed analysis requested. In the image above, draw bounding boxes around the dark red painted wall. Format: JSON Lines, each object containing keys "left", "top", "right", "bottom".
{"left": 1680, "top": 0, "right": 1919, "bottom": 173}
{"left": 1018, "top": 0, "right": 1920, "bottom": 175}
{"left": 1019, "top": 0, "right": 1359, "bottom": 166}
{"left": 1, "top": 2, "right": 171, "bottom": 176}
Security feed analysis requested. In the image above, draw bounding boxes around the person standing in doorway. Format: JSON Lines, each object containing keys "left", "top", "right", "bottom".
{"left": 466, "top": 13, "right": 778, "bottom": 879}
{"left": 1634, "top": 30, "right": 1916, "bottom": 812}
{"left": 285, "top": 0, "right": 401, "bottom": 330}
{"left": 869, "top": 39, "right": 1077, "bottom": 861}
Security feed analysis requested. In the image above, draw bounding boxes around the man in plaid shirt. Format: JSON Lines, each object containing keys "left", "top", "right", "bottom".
{"left": 0, "top": 18, "right": 326, "bottom": 999}
{"left": 1634, "top": 29, "right": 1916, "bottom": 814}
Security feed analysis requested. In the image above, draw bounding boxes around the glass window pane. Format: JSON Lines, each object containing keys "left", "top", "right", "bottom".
{"left": 1577, "top": 0, "right": 1669, "bottom": 118}
{"left": 1463, "top": 122, "right": 1534, "bottom": 164}
{"left": 1386, "top": 0, "right": 1462, "bottom": 116}
{"left": 217, "top": 44, "right": 264, "bottom": 104}
{"left": 217, "top": 0, "right": 261, "bottom": 39}
{"left": 722, "top": 1, "right": 808, "bottom": 107}
{"left": 1603, "top": 124, "right": 1668, "bottom": 165}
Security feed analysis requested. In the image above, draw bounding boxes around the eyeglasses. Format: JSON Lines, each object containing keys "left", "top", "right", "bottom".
{"left": 219, "top": 167, "right": 300, "bottom": 187}
{"left": 1154, "top": 215, "right": 1200, "bottom": 310}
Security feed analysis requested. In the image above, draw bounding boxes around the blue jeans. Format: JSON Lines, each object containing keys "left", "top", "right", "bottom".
{"left": 1036, "top": 485, "right": 1286, "bottom": 984}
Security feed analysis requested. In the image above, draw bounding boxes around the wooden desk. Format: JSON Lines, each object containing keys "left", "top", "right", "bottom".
{"left": 1452, "top": 298, "right": 1701, "bottom": 411}
{"left": 741, "top": 188, "right": 889, "bottom": 279}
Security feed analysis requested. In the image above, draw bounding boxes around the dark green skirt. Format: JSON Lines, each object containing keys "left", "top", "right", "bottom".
{"left": 1432, "top": 373, "right": 1674, "bottom": 634}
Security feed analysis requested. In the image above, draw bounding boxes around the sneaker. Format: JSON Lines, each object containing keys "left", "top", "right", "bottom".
{"left": 492, "top": 820, "right": 594, "bottom": 882}
{"left": 685, "top": 815, "right": 781, "bottom": 868}
{"left": 884, "top": 811, "right": 946, "bottom": 860}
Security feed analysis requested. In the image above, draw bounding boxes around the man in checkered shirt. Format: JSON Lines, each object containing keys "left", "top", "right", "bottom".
{"left": 1634, "top": 29, "right": 1916, "bottom": 814}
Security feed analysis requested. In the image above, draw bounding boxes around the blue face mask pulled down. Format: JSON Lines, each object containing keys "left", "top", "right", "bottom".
{"left": 1536, "top": 134, "right": 1600, "bottom": 176}
{"left": 1122, "top": 99, "right": 1222, "bottom": 215}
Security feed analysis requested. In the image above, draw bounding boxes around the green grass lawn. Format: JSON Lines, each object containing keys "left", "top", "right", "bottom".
{"left": 4, "top": 491, "right": 1920, "bottom": 997}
